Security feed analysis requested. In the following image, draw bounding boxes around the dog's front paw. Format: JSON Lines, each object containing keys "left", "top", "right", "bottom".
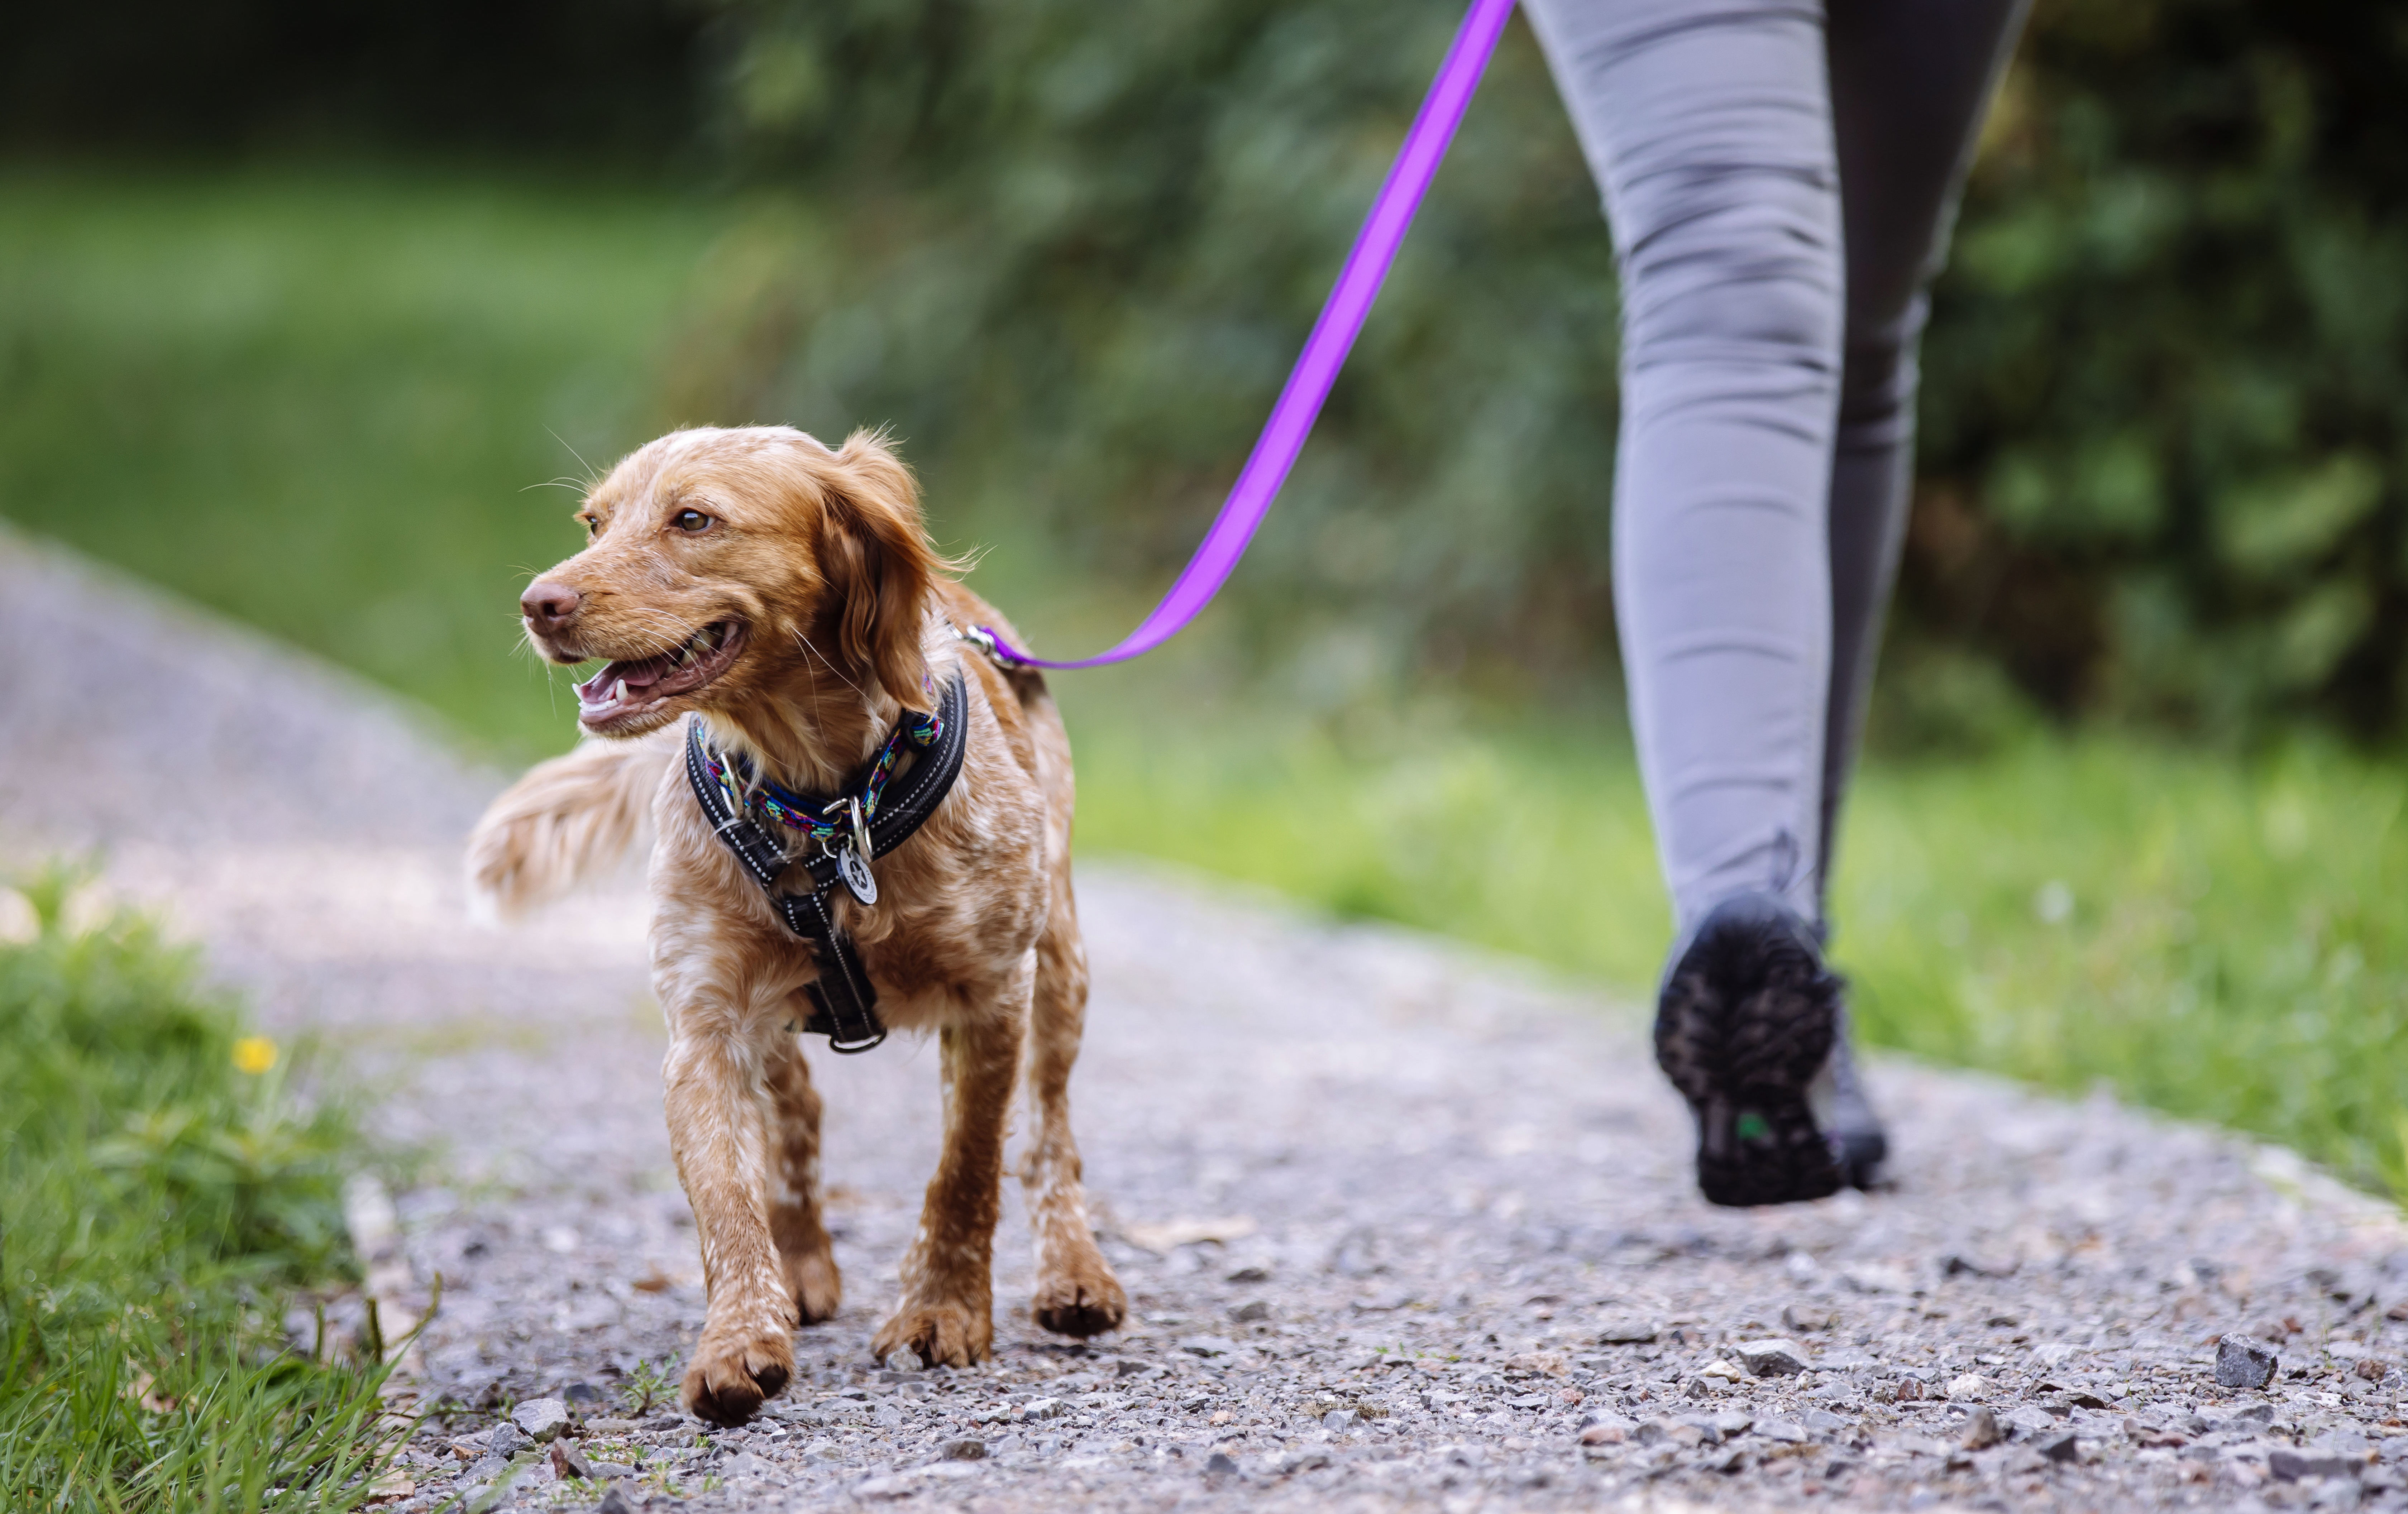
{"left": 872, "top": 1298, "right": 992, "bottom": 1367}
{"left": 682, "top": 1327, "right": 793, "bottom": 1426}
{"left": 786, "top": 1246, "right": 842, "bottom": 1326}
{"left": 1032, "top": 1259, "right": 1127, "bottom": 1338}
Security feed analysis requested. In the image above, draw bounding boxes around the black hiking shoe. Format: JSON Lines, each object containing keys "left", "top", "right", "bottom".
{"left": 1654, "top": 892, "right": 1882, "bottom": 1206}
{"left": 1815, "top": 1001, "right": 1888, "bottom": 1191}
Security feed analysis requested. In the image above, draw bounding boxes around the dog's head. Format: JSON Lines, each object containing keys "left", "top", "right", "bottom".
{"left": 521, "top": 426, "right": 942, "bottom": 738}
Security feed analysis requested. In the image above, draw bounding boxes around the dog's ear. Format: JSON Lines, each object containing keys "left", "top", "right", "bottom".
{"left": 819, "top": 430, "right": 940, "bottom": 711}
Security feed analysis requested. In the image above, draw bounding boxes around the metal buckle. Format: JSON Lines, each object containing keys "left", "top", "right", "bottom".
{"left": 955, "top": 622, "right": 1015, "bottom": 666}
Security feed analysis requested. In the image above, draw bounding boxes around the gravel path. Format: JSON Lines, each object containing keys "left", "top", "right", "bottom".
{"left": 10, "top": 526, "right": 2408, "bottom": 1514}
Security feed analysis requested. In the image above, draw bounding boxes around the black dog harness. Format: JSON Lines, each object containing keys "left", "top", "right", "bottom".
{"left": 683, "top": 670, "right": 970, "bottom": 1053}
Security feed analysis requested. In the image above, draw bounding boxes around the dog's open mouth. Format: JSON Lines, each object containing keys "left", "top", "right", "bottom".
{"left": 574, "top": 621, "right": 748, "bottom": 731}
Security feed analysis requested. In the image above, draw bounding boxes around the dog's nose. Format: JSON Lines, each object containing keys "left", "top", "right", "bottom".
{"left": 521, "top": 580, "right": 581, "bottom": 633}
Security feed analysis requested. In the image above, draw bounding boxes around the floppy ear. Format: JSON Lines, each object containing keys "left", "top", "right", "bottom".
{"left": 819, "top": 430, "right": 940, "bottom": 711}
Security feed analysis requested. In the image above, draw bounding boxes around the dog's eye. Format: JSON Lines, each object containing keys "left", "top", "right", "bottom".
{"left": 580, "top": 516, "right": 601, "bottom": 538}
{"left": 673, "top": 509, "right": 713, "bottom": 534}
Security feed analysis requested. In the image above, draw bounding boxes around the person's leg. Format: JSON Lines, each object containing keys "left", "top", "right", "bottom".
{"left": 1521, "top": 0, "right": 1844, "bottom": 936}
{"left": 1816, "top": 0, "right": 2032, "bottom": 911}
{"left": 1525, "top": 0, "right": 1851, "bottom": 1204}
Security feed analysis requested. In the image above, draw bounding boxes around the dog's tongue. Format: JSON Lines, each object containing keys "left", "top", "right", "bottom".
{"left": 575, "top": 655, "right": 664, "bottom": 703}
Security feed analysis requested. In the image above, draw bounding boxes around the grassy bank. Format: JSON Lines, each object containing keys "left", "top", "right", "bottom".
{"left": 0, "top": 871, "right": 399, "bottom": 1509}
{"left": 1070, "top": 702, "right": 2408, "bottom": 1192}
{"left": 4, "top": 163, "right": 2404, "bottom": 1199}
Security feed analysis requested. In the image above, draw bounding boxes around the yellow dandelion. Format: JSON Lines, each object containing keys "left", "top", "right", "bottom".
{"left": 231, "top": 1036, "right": 278, "bottom": 1074}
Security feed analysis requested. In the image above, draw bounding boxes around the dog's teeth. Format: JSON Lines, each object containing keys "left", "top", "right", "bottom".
{"left": 611, "top": 678, "right": 627, "bottom": 704}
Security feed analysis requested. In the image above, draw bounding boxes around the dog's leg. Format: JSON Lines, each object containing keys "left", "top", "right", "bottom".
{"left": 662, "top": 1012, "right": 797, "bottom": 1426}
{"left": 1021, "top": 888, "right": 1128, "bottom": 1337}
{"left": 764, "top": 1020, "right": 842, "bottom": 1325}
{"left": 869, "top": 997, "right": 1023, "bottom": 1367}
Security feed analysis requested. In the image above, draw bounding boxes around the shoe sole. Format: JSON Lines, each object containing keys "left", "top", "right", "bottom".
{"left": 1655, "top": 902, "right": 1845, "bottom": 1207}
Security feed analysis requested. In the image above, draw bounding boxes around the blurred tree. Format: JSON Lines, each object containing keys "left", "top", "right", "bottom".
{"left": 1, "top": 0, "right": 707, "bottom": 161}
{"left": 673, "top": 0, "right": 1621, "bottom": 706}
{"left": 691, "top": 0, "right": 2408, "bottom": 741}
{"left": 1910, "top": 0, "right": 2408, "bottom": 741}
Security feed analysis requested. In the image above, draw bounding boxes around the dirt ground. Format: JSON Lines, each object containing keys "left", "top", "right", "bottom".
{"left": 8, "top": 526, "right": 2408, "bottom": 1514}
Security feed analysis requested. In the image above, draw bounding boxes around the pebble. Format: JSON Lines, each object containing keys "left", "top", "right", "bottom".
{"left": 1961, "top": 1407, "right": 2003, "bottom": 1450}
{"left": 1946, "top": 1372, "right": 1992, "bottom": 1402}
{"left": 509, "top": 1397, "right": 569, "bottom": 1443}
{"left": 2039, "top": 1430, "right": 2083, "bottom": 1464}
{"left": 942, "top": 1439, "right": 986, "bottom": 1461}
{"left": 2217, "top": 1334, "right": 2280, "bottom": 1390}
{"left": 1736, "top": 1338, "right": 1810, "bottom": 1377}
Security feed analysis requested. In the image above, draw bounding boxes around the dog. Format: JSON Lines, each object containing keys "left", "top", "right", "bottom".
{"left": 466, "top": 425, "right": 1125, "bottom": 1425}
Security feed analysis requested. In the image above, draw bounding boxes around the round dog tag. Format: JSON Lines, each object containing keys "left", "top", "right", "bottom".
{"left": 838, "top": 845, "right": 878, "bottom": 905}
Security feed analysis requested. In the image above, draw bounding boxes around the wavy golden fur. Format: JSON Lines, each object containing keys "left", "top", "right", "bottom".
{"left": 467, "top": 426, "right": 1124, "bottom": 1425}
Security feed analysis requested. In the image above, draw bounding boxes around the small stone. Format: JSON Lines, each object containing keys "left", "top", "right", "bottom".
{"left": 2217, "top": 1336, "right": 2279, "bottom": 1390}
{"left": 1803, "top": 1409, "right": 1851, "bottom": 1435}
{"left": 1711, "top": 1409, "right": 1754, "bottom": 1436}
{"left": 2270, "top": 1448, "right": 2360, "bottom": 1482}
{"left": 561, "top": 1383, "right": 607, "bottom": 1405}
{"left": 1758, "top": 1418, "right": 1808, "bottom": 1444}
{"left": 1018, "top": 1397, "right": 1064, "bottom": 1420}
{"left": 942, "top": 1439, "right": 987, "bottom": 1461}
{"left": 1701, "top": 1445, "right": 1747, "bottom": 1473}
{"left": 1781, "top": 1304, "right": 1833, "bottom": 1333}
{"left": 885, "top": 1347, "right": 926, "bottom": 1373}
{"left": 1204, "top": 1451, "right": 1238, "bottom": 1476}
{"left": 1229, "top": 1299, "right": 1272, "bottom": 1323}
{"left": 1668, "top": 1422, "right": 1711, "bottom": 1448}
{"left": 1736, "top": 1339, "right": 1810, "bottom": 1377}
{"left": 1323, "top": 1408, "right": 1357, "bottom": 1429}
{"left": 1946, "top": 1373, "right": 1992, "bottom": 1402}
{"left": 1961, "top": 1407, "right": 2003, "bottom": 1450}
{"left": 1596, "top": 1318, "right": 1658, "bottom": 1345}
{"left": 1179, "top": 1335, "right": 1241, "bottom": 1357}
{"left": 2007, "top": 1406, "right": 2056, "bottom": 1439}
{"left": 2037, "top": 1430, "right": 2081, "bottom": 1464}
{"left": 549, "top": 1440, "right": 596, "bottom": 1481}
{"left": 594, "top": 1484, "right": 639, "bottom": 1514}
{"left": 511, "top": 1398, "right": 570, "bottom": 1444}
{"left": 1580, "top": 1420, "right": 1630, "bottom": 1446}
{"left": 487, "top": 1423, "right": 532, "bottom": 1460}
{"left": 1698, "top": 1359, "right": 1746, "bottom": 1383}
{"left": 2357, "top": 1357, "right": 2391, "bottom": 1383}
{"left": 721, "top": 1452, "right": 774, "bottom": 1482}
{"left": 1225, "top": 1264, "right": 1272, "bottom": 1283}
{"left": 1274, "top": 1448, "right": 1331, "bottom": 1474}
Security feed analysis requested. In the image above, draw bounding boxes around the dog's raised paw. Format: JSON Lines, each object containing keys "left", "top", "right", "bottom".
{"left": 1032, "top": 1266, "right": 1127, "bottom": 1338}
{"left": 681, "top": 1330, "right": 794, "bottom": 1426}
{"left": 872, "top": 1299, "right": 991, "bottom": 1368}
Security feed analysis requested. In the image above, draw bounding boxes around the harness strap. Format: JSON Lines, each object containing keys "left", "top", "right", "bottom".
{"left": 683, "top": 670, "right": 972, "bottom": 1054}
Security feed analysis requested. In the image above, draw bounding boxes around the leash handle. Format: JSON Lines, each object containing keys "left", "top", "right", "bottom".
{"left": 980, "top": 0, "right": 1518, "bottom": 670}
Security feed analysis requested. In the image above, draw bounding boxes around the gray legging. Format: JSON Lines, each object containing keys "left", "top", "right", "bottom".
{"left": 1523, "top": 0, "right": 2030, "bottom": 934}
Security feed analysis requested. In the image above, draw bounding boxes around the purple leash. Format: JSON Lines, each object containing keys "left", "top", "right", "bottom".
{"left": 979, "top": 0, "right": 1518, "bottom": 669}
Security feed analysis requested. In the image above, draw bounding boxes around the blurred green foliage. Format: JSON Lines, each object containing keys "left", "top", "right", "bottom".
{"left": 678, "top": 0, "right": 1620, "bottom": 703}
{"left": 696, "top": 0, "right": 2408, "bottom": 740}
{"left": 1913, "top": 0, "right": 2408, "bottom": 739}
{"left": 0, "top": 869, "right": 402, "bottom": 1510}
{"left": 0, "top": 168, "right": 723, "bottom": 758}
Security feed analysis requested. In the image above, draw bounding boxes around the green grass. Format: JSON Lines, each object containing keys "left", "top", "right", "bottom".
{"left": 0, "top": 163, "right": 727, "bottom": 759}
{"left": 4, "top": 163, "right": 2405, "bottom": 1203}
{"left": 1070, "top": 701, "right": 2408, "bottom": 1192}
{"left": 0, "top": 869, "right": 402, "bottom": 1510}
